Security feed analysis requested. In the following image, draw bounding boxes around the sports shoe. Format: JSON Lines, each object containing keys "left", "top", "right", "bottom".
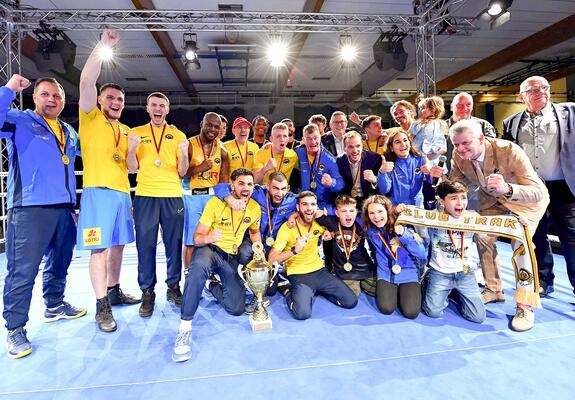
{"left": 481, "top": 288, "right": 505, "bottom": 304}
{"left": 6, "top": 327, "right": 32, "bottom": 359}
{"left": 277, "top": 280, "right": 291, "bottom": 297}
{"left": 172, "top": 329, "right": 192, "bottom": 363}
{"left": 139, "top": 288, "right": 156, "bottom": 317}
{"left": 44, "top": 301, "right": 87, "bottom": 322}
{"left": 95, "top": 297, "right": 117, "bottom": 333}
{"left": 244, "top": 295, "right": 271, "bottom": 315}
{"left": 202, "top": 273, "right": 220, "bottom": 301}
{"left": 167, "top": 283, "right": 183, "bottom": 307}
{"left": 107, "top": 286, "right": 141, "bottom": 305}
{"left": 539, "top": 285, "right": 555, "bottom": 298}
{"left": 511, "top": 306, "right": 535, "bottom": 332}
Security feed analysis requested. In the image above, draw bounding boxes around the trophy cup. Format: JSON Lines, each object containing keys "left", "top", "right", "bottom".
{"left": 238, "top": 242, "right": 279, "bottom": 331}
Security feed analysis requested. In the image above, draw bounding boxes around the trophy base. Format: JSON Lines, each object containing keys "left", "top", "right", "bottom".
{"left": 249, "top": 314, "right": 273, "bottom": 331}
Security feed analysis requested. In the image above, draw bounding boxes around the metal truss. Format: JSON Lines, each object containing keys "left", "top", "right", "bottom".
{"left": 0, "top": 5, "right": 476, "bottom": 35}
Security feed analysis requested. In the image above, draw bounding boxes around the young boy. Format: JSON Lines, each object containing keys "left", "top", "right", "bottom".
{"left": 422, "top": 181, "right": 486, "bottom": 323}
{"left": 317, "top": 195, "right": 376, "bottom": 297}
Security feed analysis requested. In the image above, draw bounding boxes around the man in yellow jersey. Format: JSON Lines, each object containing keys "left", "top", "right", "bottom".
{"left": 253, "top": 122, "right": 298, "bottom": 184}
{"left": 223, "top": 117, "right": 259, "bottom": 173}
{"left": 252, "top": 115, "right": 269, "bottom": 147}
{"left": 182, "top": 112, "right": 230, "bottom": 269}
{"left": 361, "top": 115, "right": 387, "bottom": 155}
{"left": 280, "top": 118, "right": 300, "bottom": 149}
{"left": 269, "top": 191, "right": 357, "bottom": 320}
{"left": 78, "top": 28, "right": 140, "bottom": 333}
{"left": 127, "top": 92, "right": 189, "bottom": 317}
{"left": 217, "top": 114, "right": 228, "bottom": 141}
{"left": 172, "top": 168, "right": 262, "bottom": 362}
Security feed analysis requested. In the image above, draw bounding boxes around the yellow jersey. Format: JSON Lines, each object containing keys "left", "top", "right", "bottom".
{"left": 362, "top": 137, "right": 387, "bottom": 155}
{"left": 131, "top": 123, "right": 187, "bottom": 197}
{"left": 253, "top": 146, "right": 298, "bottom": 183}
{"left": 79, "top": 107, "right": 130, "bottom": 193}
{"left": 185, "top": 135, "right": 224, "bottom": 190}
{"left": 223, "top": 139, "right": 259, "bottom": 173}
{"left": 273, "top": 219, "right": 325, "bottom": 275}
{"left": 199, "top": 197, "right": 261, "bottom": 254}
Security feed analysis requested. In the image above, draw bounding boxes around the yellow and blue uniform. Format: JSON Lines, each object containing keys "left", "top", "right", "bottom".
{"left": 273, "top": 219, "right": 357, "bottom": 319}
{"left": 130, "top": 123, "right": 188, "bottom": 291}
{"left": 180, "top": 197, "right": 261, "bottom": 321}
{"left": 76, "top": 107, "right": 134, "bottom": 250}
{"left": 362, "top": 138, "right": 386, "bottom": 155}
{"left": 182, "top": 135, "right": 225, "bottom": 245}
{"left": 223, "top": 139, "right": 259, "bottom": 173}
{"left": 253, "top": 146, "right": 298, "bottom": 184}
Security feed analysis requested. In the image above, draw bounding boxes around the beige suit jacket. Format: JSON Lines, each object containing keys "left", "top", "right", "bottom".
{"left": 450, "top": 137, "right": 549, "bottom": 226}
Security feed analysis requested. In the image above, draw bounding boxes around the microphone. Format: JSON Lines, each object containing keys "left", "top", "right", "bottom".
{"left": 432, "top": 155, "right": 447, "bottom": 187}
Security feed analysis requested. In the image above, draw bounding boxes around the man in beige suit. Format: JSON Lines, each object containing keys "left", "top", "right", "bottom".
{"left": 431, "top": 119, "right": 549, "bottom": 331}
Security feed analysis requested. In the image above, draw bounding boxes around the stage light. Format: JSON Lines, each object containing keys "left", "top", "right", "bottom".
{"left": 487, "top": 0, "right": 513, "bottom": 16}
{"left": 98, "top": 45, "right": 114, "bottom": 62}
{"left": 372, "top": 27, "right": 408, "bottom": 72}
{"left": 267, "top": 35, "right": 288, "bottom": 67}
{"left": 185, "top": 59, "right": 201, "bottom": 72}
{"left": 339, "top": 35, "right": 358, "bottom": 63}
{"left": 183, "top": 33, "right": 199, "bottom": 61}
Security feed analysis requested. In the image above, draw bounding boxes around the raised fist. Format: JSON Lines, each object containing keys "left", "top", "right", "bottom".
{"left": 6, "top": 74, "right": 31, "bottom": 93}
{"left": 101, "top": 29, "right": 120, "bottom": 47}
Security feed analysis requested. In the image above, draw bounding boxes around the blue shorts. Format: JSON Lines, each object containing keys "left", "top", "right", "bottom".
{"left": 183, "top": 190, "right": 213, "bottom": 246}
{"left": 76, "top": 187, "right": 135, "bottom": 250}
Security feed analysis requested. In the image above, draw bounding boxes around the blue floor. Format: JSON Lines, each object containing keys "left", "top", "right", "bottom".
{"left": 0, "top": 242, "right": 574, "bottom": 400}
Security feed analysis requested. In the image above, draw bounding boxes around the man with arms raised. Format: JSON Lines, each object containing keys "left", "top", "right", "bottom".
{"left": 172, "top": 168, "right": 262, "bottom": 362}
{"left": 78, "top": 28, "right": 140, "bottom": 333}
{"left": 127, "top": 92, "right": 189, "bottom": 316}
{"left": 1, "top": 74, "right": 86, "bottom": 358}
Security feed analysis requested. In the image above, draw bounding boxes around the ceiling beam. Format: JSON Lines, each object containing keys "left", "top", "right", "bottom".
{"left": 131, "top": 0, "right": 198, "bottom": 99}
{"left": 269, "top": 0, "right": 325, "bottom": 113}
{"left": 437, "top": 14, "right": 575, "bottom": 91}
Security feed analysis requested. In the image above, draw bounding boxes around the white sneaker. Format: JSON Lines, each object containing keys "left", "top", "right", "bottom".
{"left": 511, "top": 307, "right": 534, "bottom": 332}
{"left": 172, "top": 329, "right": 192, "bottom": 362}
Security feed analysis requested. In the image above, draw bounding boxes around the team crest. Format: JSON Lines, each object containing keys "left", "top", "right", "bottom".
{"left": 248, "top": 151, "right": 254, "bottom": 156}
{"left": 319, "top": 164, "right": 325, "bottom": 170}
{"left": 283, "top": 159, "right": 290, "bottom": 165}
{"left": 518, "top": 268, "right": 533, "bottom": 286}
{"left": 165, "top": 133, "right": 174, "bottom": 141}
{"left": 244, "top": 217, "right": 251, "bottom": 224}
{"left": 313, "top": 229, "right": 320, "bottom": 236}
{"left": 214, "top": 158, "right": 221, "bottom": 165}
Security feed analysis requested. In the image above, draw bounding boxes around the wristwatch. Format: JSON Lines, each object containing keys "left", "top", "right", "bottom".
{"left": 290, "top": 246, "right": 298, "bottom": 255}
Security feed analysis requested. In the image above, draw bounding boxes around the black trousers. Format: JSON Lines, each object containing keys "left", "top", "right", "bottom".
{"left": 376, "top": 279, "right": 421, "bottom": 319}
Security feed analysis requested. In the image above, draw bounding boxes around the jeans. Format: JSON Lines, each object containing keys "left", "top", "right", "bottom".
{"left": 423, "top": 268, "right": 485, "bottom": 323}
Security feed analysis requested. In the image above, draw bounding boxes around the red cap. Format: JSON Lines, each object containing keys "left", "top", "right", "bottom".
{"left": 233, "top": 117, "right": 252, "bottom": 129}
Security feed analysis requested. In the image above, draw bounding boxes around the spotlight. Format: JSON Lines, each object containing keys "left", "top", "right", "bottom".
{"left": 185, "top": 59, "right": 201, "bottom": 72}
{"left": 267, "top": 35, "right": 288, "bottom": 67}
{"left": 487, "top": 0, "right": 513, "bottom": 16}
{"left": 339, "top": 34, "right": 358, "bottom": 63}
{"left": 98, "top": 45, "right": 114, "bottom": 62}
{"left": 31, "top": 22, "right": 76, "bottom": 73}
{"left": 183, "top": 33, "right": 199, "bottom": 61}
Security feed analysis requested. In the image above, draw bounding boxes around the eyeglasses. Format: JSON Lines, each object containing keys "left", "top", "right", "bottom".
{"left": 520, "top": 85, "right": 550, "bottom": 95}
{"left": 332, "top": 120, "right": 346, "bottom": 125}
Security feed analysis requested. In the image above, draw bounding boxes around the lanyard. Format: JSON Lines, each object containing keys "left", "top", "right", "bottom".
{"left": 40, "top": 115, "right": 65, "bottom": 154}
{"left": 234, "top": 139, "right": 248, "bottom": 167}
{"left": 149, "top": 123, "right": 166, "bottom": 157}
{"left": 448, "top": 230, "right": 466, "bottom": 265}
{"left": 338, "top": 223, "right": 356, "bottom": 262}
{"left": 307, "top": 150, "right": 322, "bottom": 186}
{"left": 270, "top": 146, "right": 286, "bottom": 173}
{"left": 376, "top": 229, "right": 398, "bottom": 262}
{"left": 198, "top": 136, "right": 215, "bottom": 161}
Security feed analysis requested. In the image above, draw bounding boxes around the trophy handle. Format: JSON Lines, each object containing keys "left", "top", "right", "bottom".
{"left": 270, "top": 262, "right": 280, "bottom": 284}
{"left": 237, "top": 264, "right": 248, "bottom": 285}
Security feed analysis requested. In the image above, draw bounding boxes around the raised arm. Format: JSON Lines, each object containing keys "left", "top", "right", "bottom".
{"left": 79, "top": 29, "right": 120, "bottom": 113}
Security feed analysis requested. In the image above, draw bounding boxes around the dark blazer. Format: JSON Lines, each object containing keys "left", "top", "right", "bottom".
{"left": 502, "top": 102, "right": 575, "bottom": 196}
{"left": 337, "top": 150, "right": 382, "bottom": 205}
{"left": 321, "top": 132, "right": 339, "bottom": 158}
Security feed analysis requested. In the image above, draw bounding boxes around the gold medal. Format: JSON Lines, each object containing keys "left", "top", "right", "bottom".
{"left": 202, "top": 171, "right": 210, "bottom": 179}
{"left": 61, "top": 154, "right": 70, "bottom": 165}
{"left": 265, "top": 237, "right": 275, "bottom": 246}
{"left": 343, "top": 262, "right": 352, "bottom": 272}
{"left": 113, "top": 152, "right": 121, "bottom": 162}
{"left": 351, "top": 188, "right": 359, "bottom": 197}
{"left": 463, "top": 264, "right": 470, "bottom": 275}
{"left": 392, "top": 264, "right": 402, "bottom": 274}
{"left": 310, "top": 181, "right": 317, "bottom": 189}
{"left": 232, "top": 244, "right": 238, "bottom": 254}
{"left": 154, "top": 158, "right": 162, "bottom": 168}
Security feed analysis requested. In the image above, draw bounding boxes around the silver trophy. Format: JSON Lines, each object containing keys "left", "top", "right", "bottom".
{"left": 238, "top": 242, "right": 279, "bottom": 331}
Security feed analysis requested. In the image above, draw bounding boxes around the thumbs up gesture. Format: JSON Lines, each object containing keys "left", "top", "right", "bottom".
{"left": 379, "top": 155, "right": 394, "bottom": 173}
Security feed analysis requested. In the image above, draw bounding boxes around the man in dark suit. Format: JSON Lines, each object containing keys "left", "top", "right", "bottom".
{"left": 336, "top": 131, "right": 382, "bottom": 210}
{"left": 322, "top": 111, "right": 348, "bottom": 158}
{"left": 503, "top": 76, "right": 575, "bottom": 298}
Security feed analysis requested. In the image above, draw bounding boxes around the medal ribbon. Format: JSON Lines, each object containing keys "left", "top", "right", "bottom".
{"left": 349, "top": 156, "right": 362, "bottom": 190}
{"left": 308, "top": 149, "right": 322, "bottom": 187}
{"left": 448, "top": 230, "right": 466, "bottom": 267}
{"left": 376, "top": 229, "right": 398, "bottom": 262}
{"left": 108, "top": 119, "right": 122, "bottom": 153}
{"left": 234, "top": 139, "right": 248, "bottom": 167}
{"left": 198, "top": 136, "right": 215, "bottom": 162}
{"left": 149, "top": 123, "right": 167, "bottom": 158}
{"left": 366, "top": 137, "right": 381, "bottom": 153}
{"left": 230, "top": 205, "right": 248, "bottom": 239}
{"left": 270, "top": 146, "right": 286, "bottom": 173}
{"left": 295, "top": 218, "right": 313, "bottom": 238}
{"left": 338, "top": 223, "right": 356, "bottom": 262}
{"left": 265, "top": 192, "right": 277, "bottom": 238}
{"left": 40, "top": 115, "right": 66, "bottom": 155}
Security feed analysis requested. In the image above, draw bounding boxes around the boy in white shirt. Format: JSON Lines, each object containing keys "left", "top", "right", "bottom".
{"left": 422, "top": 181, "right": 486, "bottom": 323}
